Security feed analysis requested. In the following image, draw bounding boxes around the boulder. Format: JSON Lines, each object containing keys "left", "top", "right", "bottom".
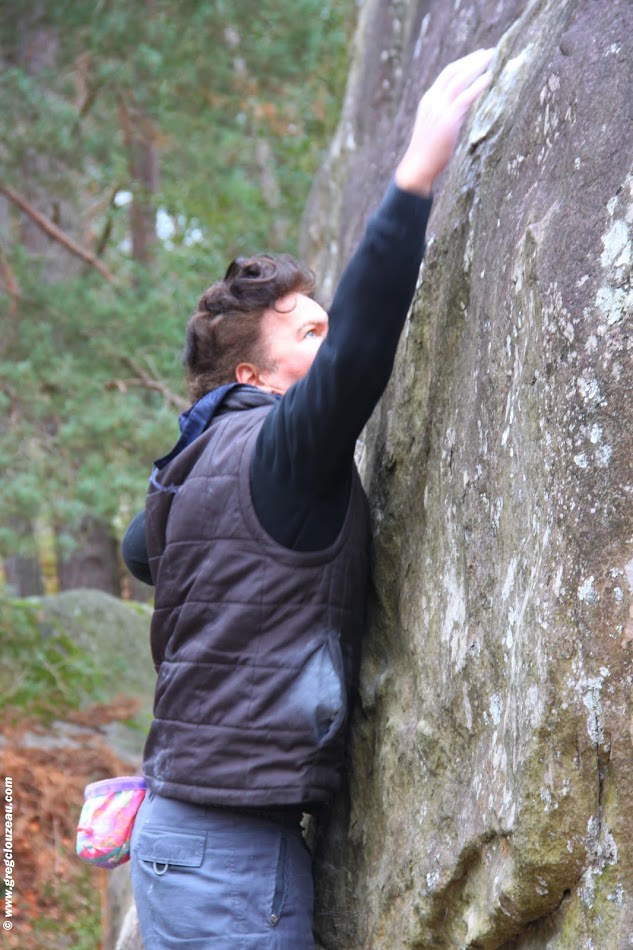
{"left": 27, "top": 591, "right": 153, "bottom": 950}
{"left": 301, "top": 1, "right": 633, "bottom": 947}
{"left": 37, "top": 589, "right": 154, "bottom": 761}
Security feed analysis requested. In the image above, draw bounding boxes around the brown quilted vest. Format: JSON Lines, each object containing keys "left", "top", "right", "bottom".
{"left": 142, "top": 400, "right": 370, "bottom": 807}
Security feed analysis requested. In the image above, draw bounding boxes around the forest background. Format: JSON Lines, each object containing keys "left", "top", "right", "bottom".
{"left": 0, "top": 0, "right": 356, "bottom": 599}
{"left": 0, "top": 4, "right": 356, "bottom": 943}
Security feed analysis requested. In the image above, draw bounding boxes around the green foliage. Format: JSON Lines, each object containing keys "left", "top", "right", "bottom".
{"left": 34, "top": 865, "right": 102, "bottom": 950}
{"left": 0, "top": 595, "right": 106, "bottom": 721}
{"left": 0, "top": 0, "right": 355, "bottom": 557}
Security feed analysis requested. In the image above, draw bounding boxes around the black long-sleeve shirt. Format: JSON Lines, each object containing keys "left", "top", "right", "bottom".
{"left": 122, "top": 182, "right": 431, "bottom": 582}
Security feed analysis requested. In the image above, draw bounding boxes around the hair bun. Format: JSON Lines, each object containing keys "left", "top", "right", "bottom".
{"left": 185, "top": 252, "right": 315, "bottom": 400}
{"left": 202, "top": 291, "right": 230, "bottom": 316}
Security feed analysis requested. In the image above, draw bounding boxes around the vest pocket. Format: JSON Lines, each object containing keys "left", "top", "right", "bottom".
{"left": 287, "top": 630, "right": 347, "bottom": 746}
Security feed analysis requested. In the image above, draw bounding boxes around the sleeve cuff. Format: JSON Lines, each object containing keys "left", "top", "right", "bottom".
{"left": 372, "top": 179, "right": 433, "bottom": 237}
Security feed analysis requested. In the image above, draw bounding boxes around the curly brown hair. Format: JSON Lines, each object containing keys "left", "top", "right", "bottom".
{"left": 184, "top": 254, "right": 315, "bottom": 402}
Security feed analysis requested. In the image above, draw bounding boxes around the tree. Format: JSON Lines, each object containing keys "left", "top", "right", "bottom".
{"left": 0, "top": 0, "right": 355, "bottom": 592}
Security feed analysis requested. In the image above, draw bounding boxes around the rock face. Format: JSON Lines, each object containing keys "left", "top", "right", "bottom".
{"left": 301, "top": 2, "right": 633, "bottom": 948}
{"left": 39, "top": 589, "right": 155, "bottom": 760}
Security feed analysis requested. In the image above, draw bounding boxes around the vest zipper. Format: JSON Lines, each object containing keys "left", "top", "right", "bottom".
{"left": 269, "top": 835, "right": 287, "bottom": 926}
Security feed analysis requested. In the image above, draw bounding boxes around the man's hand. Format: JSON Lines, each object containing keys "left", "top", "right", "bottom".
{"left": 395, "top": 48, "right": 495, "bottom": 197}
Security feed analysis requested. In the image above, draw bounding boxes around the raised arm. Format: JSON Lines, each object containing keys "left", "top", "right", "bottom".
{"left": 122, "top": 49, "right": 495, "bottom": 572}
{"left": 253, "top": 49, "right": 495, "bottom": 492}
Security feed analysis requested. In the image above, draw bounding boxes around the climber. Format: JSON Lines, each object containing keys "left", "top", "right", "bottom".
{"left": 123, "top": 47, "right": 495, "bottom": 950}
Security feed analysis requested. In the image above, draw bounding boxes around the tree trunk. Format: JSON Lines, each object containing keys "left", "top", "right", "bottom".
{"left": 120, "top": 100, "right": 158, "bottom": 266}
{"left": 3, "top": 519, "right": 45, "bottom": 596}
{"left": 56, "top": 517, "right": 122, "bottom": 596}
{"left": 17, "top": 10, "right": 71, "bottom": 280}
{"left": 124, "top": 574, "right": 153, "bottom": 604}
{"left": 130, "top": 124, "right": 158, "bottom": 265}
{"left": 1, "top": 12, "right": 61, "bottom": 597}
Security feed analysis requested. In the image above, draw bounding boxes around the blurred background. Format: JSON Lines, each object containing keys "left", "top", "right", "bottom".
{"left": 0, "top": 0, "right": 355, "bottom": 600}
{"left": 0, "top": 1, "right": 356, "bottom": 945}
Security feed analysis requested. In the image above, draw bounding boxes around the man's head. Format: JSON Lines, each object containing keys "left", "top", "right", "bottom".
{"left": 184, "top": 254, "right": 327, "bottom": 401}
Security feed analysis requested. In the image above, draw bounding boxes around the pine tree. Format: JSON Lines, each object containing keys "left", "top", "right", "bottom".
{"left": 0, "top": 0, "right": 355, "bottom": 592}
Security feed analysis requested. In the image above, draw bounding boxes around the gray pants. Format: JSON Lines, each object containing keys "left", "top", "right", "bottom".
{"left": 130, "top": 792, "right": 315, "bottom": 949}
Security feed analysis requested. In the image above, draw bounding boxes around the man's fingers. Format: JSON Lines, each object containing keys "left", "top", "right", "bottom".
{"left": 443, "top": 49, "right": 495, "bottom": 102}
{"left": 446, "top": 49, "right": 495, "bottom": 101}
{"left": 397, "top": 48, "right": 495, "bottom": 194}
{"left": 453, "top": 68, "right": 493, "bottom": 116}
{"left": 436, "top": 47, "right": 495, "bottom": 92}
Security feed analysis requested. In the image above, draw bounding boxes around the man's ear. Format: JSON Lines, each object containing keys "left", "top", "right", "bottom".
{"left": 235, "top": 362, "right": 262, "bottom": 386}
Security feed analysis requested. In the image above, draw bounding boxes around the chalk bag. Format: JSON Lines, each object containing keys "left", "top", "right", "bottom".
{"left": 76, "top": 775, "right": 146, "bottom": 869}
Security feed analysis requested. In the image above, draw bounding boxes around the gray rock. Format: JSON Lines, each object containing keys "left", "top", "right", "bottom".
{"left": 108, "top": 866, "right": 143, "bottom": 950}
{"left": 36, "top": 589, "right": 154, "bottom": 762}
{"left": 21, "top": 590, "right": 153, "bottom": 949}
{"left": 301, "top": 1, "right": 633, "bottom": 947}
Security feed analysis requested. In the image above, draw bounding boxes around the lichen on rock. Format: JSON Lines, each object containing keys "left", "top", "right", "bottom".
{"left": 302, "top": 1, "right": 633, "bottom": 947}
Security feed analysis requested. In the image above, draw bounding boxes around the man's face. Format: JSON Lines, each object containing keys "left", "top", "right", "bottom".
{"left": 255, "top": 292, "right": 329, "bottom": 394}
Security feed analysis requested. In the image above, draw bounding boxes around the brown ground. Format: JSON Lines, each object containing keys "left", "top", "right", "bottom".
{"left": 1, "top": 698, "right": 140, "bottom": 950}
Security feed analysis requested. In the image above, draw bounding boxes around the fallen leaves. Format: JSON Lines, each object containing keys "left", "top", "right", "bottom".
{"left": 1, "top": 696, "right": 140, "bottom": 949}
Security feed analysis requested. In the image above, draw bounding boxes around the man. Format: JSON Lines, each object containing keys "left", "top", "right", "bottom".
{"left": 125, "top": 48, "right": 494, "bottom": 950}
